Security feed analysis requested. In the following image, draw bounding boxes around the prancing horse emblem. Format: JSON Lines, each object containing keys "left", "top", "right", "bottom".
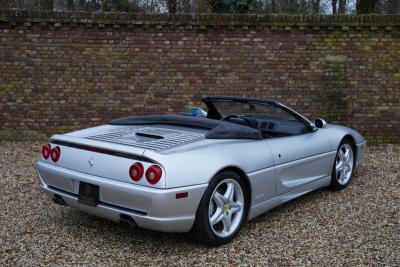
{"left": 88, "top": 156, "right": 95, "bottom": 168}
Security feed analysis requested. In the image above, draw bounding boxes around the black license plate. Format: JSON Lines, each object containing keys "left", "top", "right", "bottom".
{"left": 78, "top": 182, "right": 99, "bottom": 207}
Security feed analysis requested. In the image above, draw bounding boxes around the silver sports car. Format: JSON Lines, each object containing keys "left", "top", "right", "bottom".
{"left": 37, "top": 96, "right": 366, "bottom": 245}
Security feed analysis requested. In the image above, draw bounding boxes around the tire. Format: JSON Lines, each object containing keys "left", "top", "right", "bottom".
{"left": 329, "top": 139, "right": 356, "bottom": 190}
{"left": 191, "top": 171, "right": 249, "bottom": 246}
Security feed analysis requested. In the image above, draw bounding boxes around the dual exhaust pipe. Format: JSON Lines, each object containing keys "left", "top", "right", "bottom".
{"left": 52, "top": 194, "right": 66, "bottom": 206}
{"left": 52, "top": 194, "right": 137, "bottom": 227}
{"left": 119, "top": 214, "right": 137, "bottom": 227}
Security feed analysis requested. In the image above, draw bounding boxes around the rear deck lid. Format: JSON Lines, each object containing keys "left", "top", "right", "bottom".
{"left": 42, "top": 127, "right": 204, "bottom": 188}
{"left": 86, "top": 126, "right": 205, "bottom": 151}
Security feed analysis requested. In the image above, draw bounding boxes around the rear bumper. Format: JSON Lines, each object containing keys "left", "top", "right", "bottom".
{"left": 37, "top": 161, "right": 208, "bottom": 233}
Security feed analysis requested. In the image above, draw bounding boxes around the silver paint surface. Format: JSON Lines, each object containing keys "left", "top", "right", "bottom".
{"left": 37, "top": 122, "right": 366, "bottom": 233}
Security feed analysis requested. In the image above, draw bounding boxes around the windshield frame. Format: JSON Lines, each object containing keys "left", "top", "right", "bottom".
{"left": 202, "top": 96, "right": 315, "bottom": 131}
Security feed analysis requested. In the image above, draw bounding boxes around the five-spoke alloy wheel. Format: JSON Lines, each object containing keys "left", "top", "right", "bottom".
{"left": 191, "top": 171, "right": 248, "bottom": 246}
{"left": 330, "top": 139, "right": 355, "bottom": 189}
{"left": 208, "top": 179, "right": 244, "bottom": 238}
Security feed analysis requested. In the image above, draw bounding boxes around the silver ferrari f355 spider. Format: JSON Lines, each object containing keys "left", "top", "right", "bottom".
{"left": 37, "top": 96, "right": 366, "bottom": 245}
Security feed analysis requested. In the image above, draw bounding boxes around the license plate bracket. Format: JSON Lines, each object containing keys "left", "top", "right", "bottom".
{"left": 78, "top": 182, "right": 99, "bottom": 207}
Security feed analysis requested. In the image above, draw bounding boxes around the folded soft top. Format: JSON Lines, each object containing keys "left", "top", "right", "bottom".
{"left": 110, "top": 114, "right": 262, "bottom": 140}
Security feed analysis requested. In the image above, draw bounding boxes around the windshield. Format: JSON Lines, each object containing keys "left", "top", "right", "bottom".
{"left": 212, "top": 101, "right": 300, "bottom": 122}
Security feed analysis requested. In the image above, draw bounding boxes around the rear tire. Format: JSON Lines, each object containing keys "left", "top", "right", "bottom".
{"left": 191, "top": 171, "right": 249, "bottom": 246}
{"left": 330, "top": 139, "right": 355, "bottom": 190}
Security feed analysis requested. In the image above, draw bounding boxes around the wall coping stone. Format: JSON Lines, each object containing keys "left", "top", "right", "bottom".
{"left": 1, "top": 9, "right": 400, "bottom": 29}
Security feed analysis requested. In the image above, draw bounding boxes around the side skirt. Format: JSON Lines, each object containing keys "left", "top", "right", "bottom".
{"left": 247, "top": 175, "right": 331, "bottom": 220}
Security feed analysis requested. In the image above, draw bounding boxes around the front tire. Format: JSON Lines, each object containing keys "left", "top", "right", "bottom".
{"left": 191, "top": 171, "right": 249, "bottom": 246}
{"left": 330, "top": 140, "right": 355, "bottom": 189}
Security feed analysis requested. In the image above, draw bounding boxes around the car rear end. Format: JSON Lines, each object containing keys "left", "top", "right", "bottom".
{"left": 37, "top": 131, "right": 208, "bottom": 232}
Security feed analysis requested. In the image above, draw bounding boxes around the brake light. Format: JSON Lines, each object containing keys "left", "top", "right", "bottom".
{"left": 50, "top": 146, "right": 61, "bottom": 162}
{"left": 145, "top": 165, "right": 162, "bottom": 185}
{"left": 129, "top": 162, "right": 144, "bottom": 181}
{"left": 41, "top": 144, "right": 51, "bottom": 159}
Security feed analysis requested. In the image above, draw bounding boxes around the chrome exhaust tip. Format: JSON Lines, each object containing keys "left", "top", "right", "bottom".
{"left": 119, "top": 214, "right": 137, "bottom": 227}
{"left": 52, "top": 194, "right": 66, "bottom": 206}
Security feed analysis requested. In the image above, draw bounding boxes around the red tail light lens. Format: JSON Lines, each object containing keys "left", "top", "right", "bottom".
{"left": 129, "top": 162, "right": 144, "bottom": 181}
{"left": 41, "top": 144, "right": 51, "bottom": 159}
{"left": 50, "top": 146, "right": 61, "bottom": 162}
{"left": 145, "top": 165, "right": 162, "bottom": 185}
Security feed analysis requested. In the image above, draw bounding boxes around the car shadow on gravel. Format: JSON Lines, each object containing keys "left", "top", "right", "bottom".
{"left": 52, "top": 204, "right": 192, "bottom": 244}
{"left": 50, "top": 184, "right": 333, "bottom": 248}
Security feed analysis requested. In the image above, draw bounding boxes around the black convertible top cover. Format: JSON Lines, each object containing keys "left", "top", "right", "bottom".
{"left": 110, "top": 114, "right": 262, "bottom": 140}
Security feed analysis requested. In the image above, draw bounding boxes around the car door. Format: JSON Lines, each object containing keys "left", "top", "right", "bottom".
{"left": 266, "top": 129, "right": 334, "bottom": 195}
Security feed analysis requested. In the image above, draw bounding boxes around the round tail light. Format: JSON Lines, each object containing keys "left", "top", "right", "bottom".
{"left": 145, "top": 165, "right": 162, "bottom": 185}
{"left": 129, "top": 162, "right": 144, "bottom": 181}
{"left": 41, "top": 144, "right": 51, "bottom": 159}
{"left": 50, "top": 146, "right": 61, "bottom": 162}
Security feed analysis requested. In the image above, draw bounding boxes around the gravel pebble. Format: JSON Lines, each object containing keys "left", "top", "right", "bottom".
{"left": 0, "top": 141, "right": 399, "bottom": 266}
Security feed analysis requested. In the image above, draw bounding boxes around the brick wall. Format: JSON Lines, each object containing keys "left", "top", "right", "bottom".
{"left": 0, "top": 10, "right": 399, "bottom": 142}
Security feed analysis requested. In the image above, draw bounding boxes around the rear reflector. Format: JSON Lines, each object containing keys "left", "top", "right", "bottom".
{"left": 176, "top": 192, "right": 188, "bottom": 199}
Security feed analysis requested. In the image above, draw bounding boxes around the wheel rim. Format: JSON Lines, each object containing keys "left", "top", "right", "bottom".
{"left": 335, "top": 143, "right": 354, "bottom": 185}
{"left": 208, "top": 179, "right": 244, "bottom": 238}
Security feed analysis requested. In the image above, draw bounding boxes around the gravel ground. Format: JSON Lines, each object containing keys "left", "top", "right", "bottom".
{"left": 0, "top": 141, "right": 399, "bottom": 266}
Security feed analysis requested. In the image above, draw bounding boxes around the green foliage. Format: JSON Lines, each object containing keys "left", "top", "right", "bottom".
{"left": 356, "top": 0, "right": 378, "bottom": 14}
{"left": 41, "top": 0, "right": 54, "bottom": 10}
{"left": 85, "top": 0, "right": 102, "bottom": 11}
{"left": 210, "top": 0, "right": 254, "bottom": 13}
{"left": 101, "top": 0, "right": 129, "bottom": 11}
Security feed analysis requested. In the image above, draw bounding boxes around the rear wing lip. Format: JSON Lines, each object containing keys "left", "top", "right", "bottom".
{"left": 49, "top": 134, "right": 155, "bottom": 163}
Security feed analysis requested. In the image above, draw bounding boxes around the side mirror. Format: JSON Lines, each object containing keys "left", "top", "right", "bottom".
{"left": 314, "top": 118, "right": 327, "bottom": 128}
{"left": 187, "top": 107, "right": 207, "bottom": 117}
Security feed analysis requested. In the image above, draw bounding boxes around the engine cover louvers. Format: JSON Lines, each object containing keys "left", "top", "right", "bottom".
{"left": 86, "top": 127, "right": 204, "bottom": 151}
